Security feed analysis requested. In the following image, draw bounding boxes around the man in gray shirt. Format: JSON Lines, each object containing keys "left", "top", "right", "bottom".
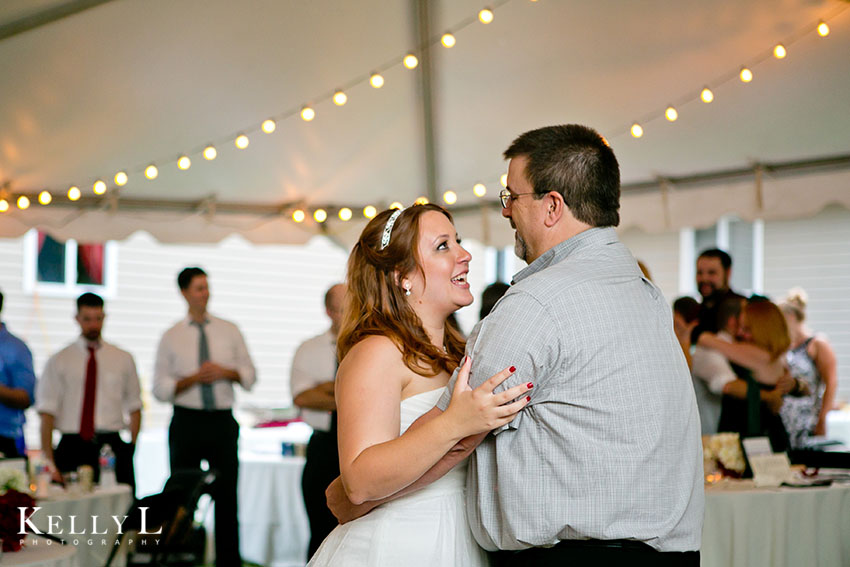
{"left": 330, "top": 125, "right": 704, "bottom": 565}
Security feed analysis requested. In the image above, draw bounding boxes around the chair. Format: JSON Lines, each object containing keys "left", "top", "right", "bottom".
{"left": 104, "top": 468, "right": 216, "bottom": 567}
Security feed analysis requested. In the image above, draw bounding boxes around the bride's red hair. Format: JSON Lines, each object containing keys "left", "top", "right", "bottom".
{"left": 338, "top": 204, "right": 465, "bottom": 376}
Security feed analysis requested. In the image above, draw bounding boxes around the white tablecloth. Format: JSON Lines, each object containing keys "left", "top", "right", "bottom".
{"left": 0, "top": 537, "right": 78, "bottom": 567}
{"left": 31, "top": 485, "right": 133, "bottom": 567}
{"left": 702, "top": 480, "right": 850, "bottom": 567}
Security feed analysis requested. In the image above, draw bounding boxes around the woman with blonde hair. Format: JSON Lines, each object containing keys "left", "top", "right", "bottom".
{"left": 780, "top": 288, "right": 839, "bottom": 446}
{"left": 308, "top": 204, "right": 531, "bottom": 566}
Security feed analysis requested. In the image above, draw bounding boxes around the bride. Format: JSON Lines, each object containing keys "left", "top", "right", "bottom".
{"left": 307, "top": 204, "right": 531, "bottom": 566}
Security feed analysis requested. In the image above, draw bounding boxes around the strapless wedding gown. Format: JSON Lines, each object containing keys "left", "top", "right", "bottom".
{"left": 307, "top": 388, "right": 488, "bottom": 566}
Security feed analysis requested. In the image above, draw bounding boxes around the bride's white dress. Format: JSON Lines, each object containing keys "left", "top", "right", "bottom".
{"left": 307, "top": 388, "right": 488, "bottom": 566}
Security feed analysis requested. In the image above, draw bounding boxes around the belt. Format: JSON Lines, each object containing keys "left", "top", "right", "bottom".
{"left": 554, "top": 539, "right": 656, "bottom": 551}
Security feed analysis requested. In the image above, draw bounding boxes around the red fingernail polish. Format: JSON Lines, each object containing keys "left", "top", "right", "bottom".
{"left": 527, "top": 382, "right": 533, "bottom": 389}
{"left": 509, "top": 366, "right": 516, "bottom": 373}
{"left": 526, "top": 396, "right": 531, "bottom": 402}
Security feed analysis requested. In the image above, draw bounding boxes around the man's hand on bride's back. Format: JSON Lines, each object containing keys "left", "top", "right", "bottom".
{"left": 443, "top": 356, "right": 532, "bottom": 438}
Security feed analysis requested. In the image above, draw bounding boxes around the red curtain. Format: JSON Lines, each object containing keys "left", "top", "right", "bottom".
{"left": 78, "top": 244, "right": 104, "bottom": 285}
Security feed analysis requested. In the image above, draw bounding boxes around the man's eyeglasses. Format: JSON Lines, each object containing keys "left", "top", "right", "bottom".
{"left": 499, "top": 189, "right": 536, "bottom": 209}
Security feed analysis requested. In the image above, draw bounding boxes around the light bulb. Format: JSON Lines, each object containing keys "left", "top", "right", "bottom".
{"left": 17, "top": 196, "right": 30, "bottom": 209}
{"left": 68, "top": 186, "right": 81, "bottom": 201}
{"left": 441, "top": 33, "right": 456, "bottom": 48}
{"left": 0, "top": 199, "right": 8, "bottom": 212}
{"left": 203, "top": 145, "right": 217, "bottom": 160}
{"left": 473, "top": 183, "right": 487, "bottom": 197}
{"left": 701, "top": 87, "right": 714, "bottom": 103}
{"left": 739, "top": 67, "right": 753, "bottom": 83}
{"left": 665, "top": 106, "right": 678, "bottom": 122}
{"left": 333, "top": 90, "right": 347, "bottom": 106}
{"left": 178, "top": 156, "right": 191, "bottom": 170}
{"left": 301, "top": 106, "right": 315, "bottom": 121}
{"left": 145, "top": 164, "right": 159, "bottom": 179}
{"left": 314, "top": 209, "right": 327, "bottom": 223}
{"left": 363, "top": 205, "right": 377, "bottom": 219}
{"left": 93, "top": 180, "right": 107, "bottom": 195}
{"left": 370, "top": 73, "right": 384, "bottom": 89}
{"left": 389, "top": 201, "right": 403, "bottom": 210}
{"left": 630, "top": 123, "right": 644, "bottom": 138}
{"left": 443, "top": 190, "right": 458, "bottom": 205}
{"left": 38, "top": 191, "right": 52, "bottom": 205}
{"left": 403, "top": 54, "right": 419, "bottom": 69}
{"left": 262, "top": 119, "right": 276, "bottom": 134}
{"left": 773, "top": 44, "right": 786, "bottom": 59}
{"left": 817, "top": 21, "right": 829, "bottom": 37}
{"left": 414, "top": 196, "right": 429, "bottom": 205}
{"left": 500, "top": 174, "right": 508, "bottom": 188}
{"left": 235, "top": 134, "right": 249, "bottom": 149}
{"left": 114, "top": 171, "right": 128, "bottom": 186}
{"left": 292, "top": 209, "right": 306, "bottom": 223}
{"left": 478, "top": 8, "right": 494, "bottom": 24}
{"left": 338, "top": 207, "right": 352, "bottom": 221}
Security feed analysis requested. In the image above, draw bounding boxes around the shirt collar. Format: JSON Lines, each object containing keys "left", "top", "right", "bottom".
{"left": 184, "top": 313, "right": 211, "bottom": 326}
{"left": 76, "top": 336, "right": 104, "bottom": 350}
{"left": 512, "top": 227, "right": 618, "bottom": 284}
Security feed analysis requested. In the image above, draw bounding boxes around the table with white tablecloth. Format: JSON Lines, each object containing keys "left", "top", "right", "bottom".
{"left": 702, "top": 479, "right": 850, "bottom": 567}
{"left": 0, "top": 536, "right": 78, "bottom": 567}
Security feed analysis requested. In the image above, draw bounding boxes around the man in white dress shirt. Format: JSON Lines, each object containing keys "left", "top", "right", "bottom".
{"left": 290, "top": 283, "right": 345, "bottom": 559}
{"left": 37, "top": 292, "right": 142, "bottom": 490}
{"left": 154, "top": 267, "right": 256, "bottom": 567}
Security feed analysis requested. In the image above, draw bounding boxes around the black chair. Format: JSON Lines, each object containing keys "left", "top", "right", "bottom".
{"left": 104, "top": 469, "right": 216, "bottom": 567}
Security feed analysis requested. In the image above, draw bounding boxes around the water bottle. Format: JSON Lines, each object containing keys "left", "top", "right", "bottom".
{"left": 99, "top": 444, "right": 117, "bottom": 488}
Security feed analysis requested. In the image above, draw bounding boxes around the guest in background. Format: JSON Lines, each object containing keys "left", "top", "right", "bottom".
{"left": 291, "top": 283, "right": 345, "bottom": 559}
{"left": 154, "top": 267, "right": 256, "bottom": 567}
{"left": 36, "top": 293, "right": 141, "bottom": 488}
{"left": 672, "top": 296, "right": 700, "bottom": 369}
{"left": 478, "top": 281, "right": 510, "bottom": 320}
{"left": 0, "top": 290, "right": 36, "bottom": 459}
{"left": 780, "top": 288, "right": 839, "bottom": 446}
{"left": 692, "top": 249, "right": 746, "bottom": 344}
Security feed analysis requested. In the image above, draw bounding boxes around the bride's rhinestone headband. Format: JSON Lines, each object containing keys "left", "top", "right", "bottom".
{"left": 380, "top": 208, "right": 404, "bottom": 250}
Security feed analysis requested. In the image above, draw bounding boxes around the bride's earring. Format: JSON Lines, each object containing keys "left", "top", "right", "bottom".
{"left": 403, "top": 282, "right": 412, "bottom": 296}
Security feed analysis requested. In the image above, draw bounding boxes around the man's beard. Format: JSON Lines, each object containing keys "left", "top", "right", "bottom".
{"left": 83, "top": 330, "right": 101, "bottom": 341}
{"left": 514, "top": 232, "right": 529, "bottom": 263}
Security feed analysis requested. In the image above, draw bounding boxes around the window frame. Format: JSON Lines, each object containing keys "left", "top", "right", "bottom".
{"left": 22, "top": 229, "right": 118, "bottom": 298}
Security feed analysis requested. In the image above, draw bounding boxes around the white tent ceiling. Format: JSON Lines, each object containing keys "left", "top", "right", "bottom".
{"left": 1, "top": 0, "right": 849, "bottom": 246}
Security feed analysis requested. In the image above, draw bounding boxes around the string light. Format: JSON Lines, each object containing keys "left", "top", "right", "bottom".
{"left": 369, "top": 73, "right": 384, "bottom": 88}
{"left": 235, "top": 134, "right": 249, "bottom": 149}
{"left": 301, "top": 106, "right": 315, "bottom": 121}
{"left": 700, "top": 87, "right": 714, "bottom": 103}
{"left": 333, "top": 90, "right": 348, "bottom": 106}
{"left": 773, "top": 43, "right": 787, "bottom": 58}
{"left": 261, "top": 119, "right": 276, "bottom": 133}
{"left": 145, "top": 164, "right": 159, "bottom": 179}
{"left": 443, "top": 190, "right": 458, "bottom": 205}
{"left": 665, "top": 106, "right": 678, "bottom": 122}
{"left": 0, "top": 199, "right": 8, "bottom": 212}
{"left": 38, "top": 191, "right": 52, "bottom": 205}
{"left": 473, "top": 183, "right": 487, "bottom": 197}
{"left": 17, "top": 196, "right": 30, "bottom": 209}
{"left": 363, "top": 205, "right": 377, "bottom": 219}
{"left": 178, "top": 156, "right": 192, "bottom": 170}
{"left": 414, "top": 196, "right": 429, "bottom": 205}
{"left": 817, "top": 21, "right": 830, "bottom": 37}
{"left": 403, "top": 54, "right": 419, "bottom": 69}
{"left": 203, "top": 145, "right": 217, "bottom": 160}
{"left": 114, "top": 171, "right": 128, "bottom": 186}
{"left": 630, "top": 123, "right": 644, "bottom": 138}
{"left": 93, "top": 180, "right": 107, "bottom": 195}
{"left": 500, "top": 174, "right": 508, "bottom": 188}
{"left": 338, "top": 207, "right": 352, "bottom": 221}
{"left": 478, "top": 9, "right": 494, "bottom": 24}
{"left": 441, "top": 33, "right": 456, "bottom": 48}
{"left": 389, "top": 201, "right": 403, "bottom": 210}
{"left": 313, "top": 209, "right": 327, "bottom": 223}
{"left": 739, "top": 67, "right": 753, "bottom": 83}
{"left": 292, "top": 209, "right": 306, "bottom": 222}
{"left": 68, "top": 186, "right": 81, "bottom": 201}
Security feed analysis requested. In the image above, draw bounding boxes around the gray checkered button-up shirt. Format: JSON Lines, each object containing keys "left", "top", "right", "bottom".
{"left": 438, "top": 227, "right": 704, "bottom": 552}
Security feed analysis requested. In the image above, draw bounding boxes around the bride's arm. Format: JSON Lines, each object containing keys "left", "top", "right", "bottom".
{"left": 697, "top": 333, "right": 774, "bottom": 380}
{"left": 338, "top": 337, "right": 528, "bottom": 506}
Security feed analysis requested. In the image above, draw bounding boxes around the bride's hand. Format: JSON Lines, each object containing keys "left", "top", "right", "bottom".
{"left": 443, "top": 356, "right": 532, "bottom": 438}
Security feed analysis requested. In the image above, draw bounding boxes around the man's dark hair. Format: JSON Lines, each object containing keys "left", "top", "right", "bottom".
{"left": 0, "top": 289, "right": 4, "bottom": 313}
{"left": 178, "top": 267, "right": 207, "bottom": 290}
{"left": 716, "top": 296, "right": 744, "bottom": 330}
{"left": 480, "top": 282, "right": 510, "bottom": 320}
{"left": 503, "top": 124, "right": 620, "bottom": 227}
{"left": 672, "top": 296, "right": 700, "bottom": 323}
{"left": 77, "top": 292, "right": 104, "bottom": 311}
{"left": 698, "top": 248, "right": 732, "bottom": 270}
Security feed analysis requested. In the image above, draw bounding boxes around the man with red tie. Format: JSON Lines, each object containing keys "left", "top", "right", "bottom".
{"left": 37, "top": 292, "right": 142, "bottom": 490}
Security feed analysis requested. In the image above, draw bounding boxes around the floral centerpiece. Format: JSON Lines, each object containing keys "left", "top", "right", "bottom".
{"left": 0, "top": 467, "right": 36, "bottom": 552}
{"left": 703, "top": 433, "right": 746, "bottom": 478}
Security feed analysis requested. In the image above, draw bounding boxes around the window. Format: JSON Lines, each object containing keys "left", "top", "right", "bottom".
{"left": 23, "top": 230, "right": 117, "bottom": 297}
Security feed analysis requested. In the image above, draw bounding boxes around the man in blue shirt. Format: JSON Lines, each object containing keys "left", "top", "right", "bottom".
{"left": 0, "top": 290, "right": 37, "bottom": 458}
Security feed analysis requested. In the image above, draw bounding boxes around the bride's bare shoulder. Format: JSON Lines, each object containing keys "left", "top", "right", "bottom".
{"left": 340, "top": 335, "right": 404, "bottom": 373}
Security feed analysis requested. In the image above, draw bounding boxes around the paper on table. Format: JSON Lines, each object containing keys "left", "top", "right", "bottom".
{"left": 749, "top": 453, "right": 793, "bottom": 487}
